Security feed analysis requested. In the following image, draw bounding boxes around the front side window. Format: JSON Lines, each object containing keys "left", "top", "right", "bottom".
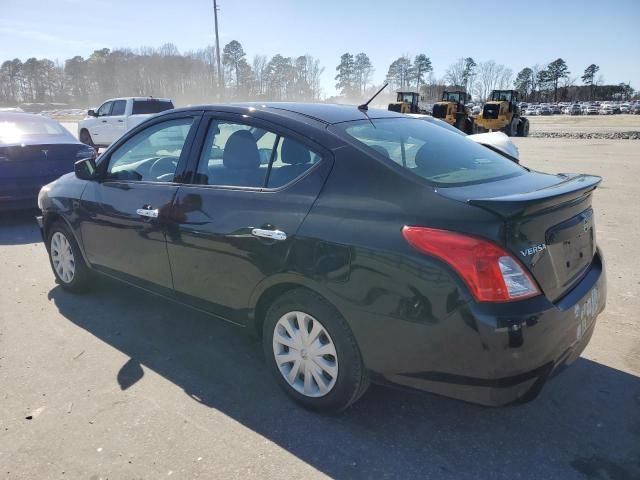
{"left": 338, "top": 118, "right": 525, "bottom": 186}
{"left": 106, "top": 117, "right": 194, "bottom": 182}
{"left": 97, "top": 102, "right": 112, "bottom": 117}
{"left": 111, "top": 100, "right": 126, "bottom": 116}
{"left": 196, "top": 120, "right": 320, "bottom": 189}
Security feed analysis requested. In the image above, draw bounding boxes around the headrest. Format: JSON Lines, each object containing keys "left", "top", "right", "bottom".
{"left": 414, "top": 143, "right": 450, "bottom": 176}
{"left": 368, "top": 144, "right": 389, "bottom": 157}
{"left": 281, "top": 138, "right": 311, "bottom": 165}
{"left": 414, "top": 143, "right": 430, "bottom": 169}
{"left": 223, "top": 130, "right": 260, "bottom": 169}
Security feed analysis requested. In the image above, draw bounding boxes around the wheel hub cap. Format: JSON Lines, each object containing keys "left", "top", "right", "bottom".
{"left": 272, "top": 311, "right": 338, "bottom": 398}
{"left": 50, "top": 231, "right": 75, "bottom": 284}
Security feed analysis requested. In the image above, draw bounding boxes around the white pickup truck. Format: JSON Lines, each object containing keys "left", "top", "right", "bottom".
{"left": 78, "top": 97, "right": 174, "bottom": 148}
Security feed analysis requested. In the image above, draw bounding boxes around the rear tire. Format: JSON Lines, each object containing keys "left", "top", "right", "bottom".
{"left": 47, "top": 221, "right": 92, "bottom": 292}
{"left": 79, "top": 129, "right": 95, "bottom": 148}
{"left": 263, "top": 288, "right": 369, "bottom": 413}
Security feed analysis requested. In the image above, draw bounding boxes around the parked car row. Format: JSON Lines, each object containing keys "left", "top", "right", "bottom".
{"left": 519, "top": 100, "right": 640, "bottom": 115}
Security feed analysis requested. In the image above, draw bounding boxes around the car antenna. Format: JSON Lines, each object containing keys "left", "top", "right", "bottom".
{"left": 358, "top": 83, "right": 389, "bottom": 111}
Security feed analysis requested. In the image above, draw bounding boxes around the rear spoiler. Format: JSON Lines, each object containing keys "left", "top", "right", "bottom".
{"left": 468, "top": 174, "right": 602, "bottom": 218}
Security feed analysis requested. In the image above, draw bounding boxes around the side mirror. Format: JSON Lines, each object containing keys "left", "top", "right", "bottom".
{"left": 75, "top": 156, "right": 98, "bottom": 180}
{"left": 87, "top": 109, "right": 96, "bottom": 117}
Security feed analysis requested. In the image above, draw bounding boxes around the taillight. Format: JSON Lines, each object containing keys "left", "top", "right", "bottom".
{"left": 402, "top": 226, "right": 540, "bottom": 303}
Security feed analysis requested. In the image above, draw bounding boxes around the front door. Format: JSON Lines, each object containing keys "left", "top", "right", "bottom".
{"left": 104, "top": 99, "right": 127, "bottom": 144}
{"left": 91, "top": 101, "right": 112, "bottom": 145}
{"left": 78, "top": 113, "right": 201, "bottom": 290}
{"left": 165, "top": 113, "right": 332, "bottom": 324}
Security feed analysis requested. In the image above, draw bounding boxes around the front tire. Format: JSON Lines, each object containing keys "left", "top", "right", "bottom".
{"left": 263, "top": 289, "right": 369, "bottom": 413}
{"left": 48, "top": 221, "right": 92, "bottom": 292}
{"left": 516, "top": 118, "right": 530, "bottom": 137}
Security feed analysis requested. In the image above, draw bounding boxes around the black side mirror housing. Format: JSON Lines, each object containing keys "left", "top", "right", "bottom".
{"left": 87, "top": 109, "right": 96, "bottom": 117}
{"left": 75, "top": 156, "right": 98, "bottom": 180}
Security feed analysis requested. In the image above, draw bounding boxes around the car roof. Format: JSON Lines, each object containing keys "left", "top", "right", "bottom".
{"left": 170, "top": 102, "right": 404, "bottom": 125}
{"left": 102, "top": 97, "right": 172, "bottom": 102}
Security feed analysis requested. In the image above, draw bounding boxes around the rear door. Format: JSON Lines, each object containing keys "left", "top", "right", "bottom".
{"left": 165, "top": 112, "right": 333, "bottom": 323}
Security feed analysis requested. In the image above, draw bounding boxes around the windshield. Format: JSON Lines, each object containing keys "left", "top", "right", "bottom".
{"left": 0, "top": 114, "right": 71, "bottom": 143}
{"left": 337, "top": 118, "right": 525, "bottom": 187}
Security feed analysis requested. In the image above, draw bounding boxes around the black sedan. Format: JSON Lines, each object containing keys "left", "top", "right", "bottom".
{"left": 0, "top": 112, "right": 96, "bottom": 211}
{"left": 36, "top": 103, "right": 606, "bottom": 412}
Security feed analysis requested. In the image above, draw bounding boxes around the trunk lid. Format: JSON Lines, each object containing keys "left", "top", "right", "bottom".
{"left": 0, "top": 142, "right": 92, "bottom": 199}
{"left": 438, "top": 172, "right": 601, "bottom": 302}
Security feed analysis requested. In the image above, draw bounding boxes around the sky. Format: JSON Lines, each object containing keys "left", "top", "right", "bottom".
{"left": 2, "top": 0, "right": 639, "bottom": 97}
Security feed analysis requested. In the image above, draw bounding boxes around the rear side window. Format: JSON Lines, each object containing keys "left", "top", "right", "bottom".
{"left": 339, "top": 118, "right": 524, "bottom": 186}
{"left": 111, "top": 100, "right": 126, "bottom": 116}
{"left": 268, "top": 137, "right": 321, "bottom": 188}
{"left": 132, "top": 100, "right": 174, "bottom": 115}
{"left": 196, "top": 120, "right": 320, "bottom": 189}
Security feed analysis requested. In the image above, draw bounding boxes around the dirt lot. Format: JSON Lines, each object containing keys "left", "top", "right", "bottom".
{"left": 0, "top": 138, "right": 639, "bottom": 479}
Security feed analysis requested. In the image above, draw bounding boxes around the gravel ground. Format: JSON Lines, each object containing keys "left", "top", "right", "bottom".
{"left": 527, "top": 115, "right": 640, "bottom": 139}
{"left": 0, "top": 138, "right": 638, "bottom": 480}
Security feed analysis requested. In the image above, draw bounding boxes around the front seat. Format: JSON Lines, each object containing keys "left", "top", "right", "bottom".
{"left": 269, "top": 138, "right": 312, "bottom": 187}
{"left": 214, "top": 130, "right": 264, "bottom": 187}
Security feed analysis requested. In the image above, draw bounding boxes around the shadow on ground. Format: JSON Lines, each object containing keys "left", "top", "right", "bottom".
{"left": 0, "top": 209, "right": 42, "bottom": 245}
{"left": 48, "top": 278, "right": 640, "bottom": 480}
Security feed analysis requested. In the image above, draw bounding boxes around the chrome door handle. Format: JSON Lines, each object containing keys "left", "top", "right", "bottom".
{"left": 251, "top": 228, "right": 287, "bottom": 241}
{"left": 136, "top": 208, "right": 159, "bottom": 218}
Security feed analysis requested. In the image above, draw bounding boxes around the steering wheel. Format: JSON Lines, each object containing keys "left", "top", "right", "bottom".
{"left": 149, "top": 156, "right": 178, "bottom": 180}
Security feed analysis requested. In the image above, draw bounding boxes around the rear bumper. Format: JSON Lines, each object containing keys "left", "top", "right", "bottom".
{"left": 351, "top": 251, "right": 606, "bottom": 406}
{"left": 0, "top": 195, "right": 37, "bottom": 212}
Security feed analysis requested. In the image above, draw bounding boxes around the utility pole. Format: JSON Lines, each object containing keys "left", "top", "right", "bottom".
{"left": 213, "top": 0, "right": 224, "bottom": 99}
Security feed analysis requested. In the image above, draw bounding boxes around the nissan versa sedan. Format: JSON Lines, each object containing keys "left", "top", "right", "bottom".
{"left": 37, "top": 103, "right": 606, "bottom": 412}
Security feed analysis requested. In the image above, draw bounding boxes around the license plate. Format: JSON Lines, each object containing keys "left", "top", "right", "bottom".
{"left": 574, "top": 286, "right": 600, "bottom": 341}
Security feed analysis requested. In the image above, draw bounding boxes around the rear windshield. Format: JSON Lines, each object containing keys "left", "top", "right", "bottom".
{"left": 0, "top": 115, "right": 71, "bottom": 143}
{"left": 338, "top": 118, "right": 525, "bottom": 187}
{"left": 131, "top": 100, "right": 174, "bottom": 115}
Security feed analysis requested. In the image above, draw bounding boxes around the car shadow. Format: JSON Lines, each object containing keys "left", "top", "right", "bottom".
{"left": 48, "top": 278, "right": 640, "bottom": 480}
{"left": 0, "top": 209, "right": 42, "bottom": 245}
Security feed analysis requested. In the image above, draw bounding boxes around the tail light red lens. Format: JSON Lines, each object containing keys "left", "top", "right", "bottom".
{"left": 402, "top": 226, "right": 541, "bottom": 302}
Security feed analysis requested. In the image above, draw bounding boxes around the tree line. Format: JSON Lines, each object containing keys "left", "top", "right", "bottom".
{"left": 513, "top": 59, "right": 634, "bottom": 103}
{"left": 0, "top": 41, "right": 636, "bottom": 108}
{"left": 0, "top": 41, "right": 324, "bottom": 107}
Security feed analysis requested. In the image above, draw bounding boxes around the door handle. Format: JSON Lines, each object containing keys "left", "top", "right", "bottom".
{"left": 101, "top": 120, "right": 107, "bottom": 123}
{"left": 251, "top": 228, "right": 287, "bottom": 241}
{"left": 136, "top": 208, "right": 159, "bottom": 218}
{"left": 117, "top": 119, "right": 124, "bottom": 123}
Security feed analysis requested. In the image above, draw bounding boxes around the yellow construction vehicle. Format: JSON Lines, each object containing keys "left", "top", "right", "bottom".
{"left": 431, "top": 91, "right": 475, "bottom": 134}
{"left": 475, "top": 90, "right": 529, "bottom": 137}
{"left": 388, "top": 91, "right": 428, "bottom": 114}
